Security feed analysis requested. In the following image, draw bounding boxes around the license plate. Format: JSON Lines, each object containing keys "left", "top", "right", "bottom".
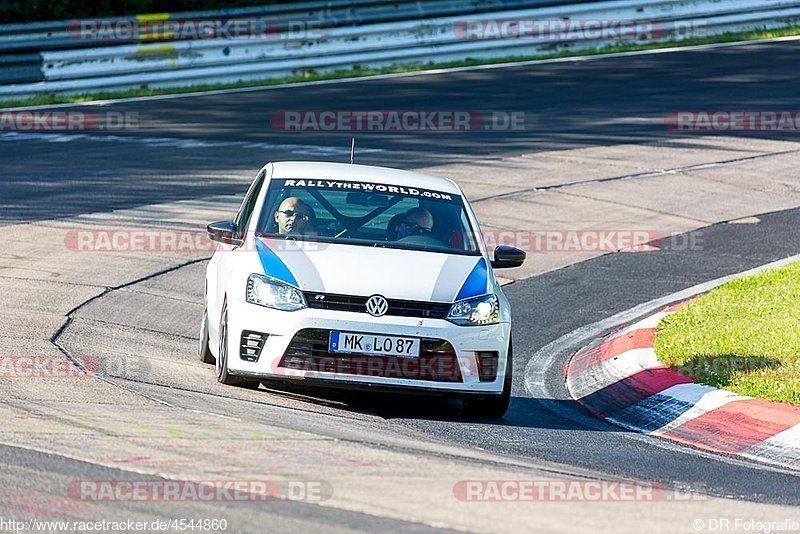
{"left": 329, "top": 331, "right": 420, "bottom": 358}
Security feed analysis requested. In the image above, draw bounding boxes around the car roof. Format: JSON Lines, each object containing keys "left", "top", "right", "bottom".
{"left": 267, "top": 161, "right": 462, "bottom": 195}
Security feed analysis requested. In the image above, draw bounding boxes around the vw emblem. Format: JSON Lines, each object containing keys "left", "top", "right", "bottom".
{"left": 365, "top": 295, "right": 388, "bottom": 317}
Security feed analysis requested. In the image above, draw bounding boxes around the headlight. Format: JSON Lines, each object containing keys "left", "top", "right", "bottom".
{"left": 446, "top": 294, "right": 499, "bottom": 326}
{"left": 246, "top": 274, "right": 306, "bottom": 311}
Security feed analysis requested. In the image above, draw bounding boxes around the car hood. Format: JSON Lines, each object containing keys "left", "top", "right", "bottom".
{"left": 254, "top": 237, "right": 490, "bottom": 303}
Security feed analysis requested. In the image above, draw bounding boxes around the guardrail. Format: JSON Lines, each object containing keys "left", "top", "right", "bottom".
{"left": 0, "top": 0, "right": 586, "bottom": 53}
{"left": 0, "top": 0, "right": 574, "bottom": 85}
{"left": 1, "top": 0, "right": 798, "bottom": 99}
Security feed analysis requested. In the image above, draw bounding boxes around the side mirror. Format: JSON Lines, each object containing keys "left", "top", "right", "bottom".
{"left": 207, "top": 220, "right": 241, "bottom": 245}
{"left": 491, "top": 245, "right": 526, "bottom": 269}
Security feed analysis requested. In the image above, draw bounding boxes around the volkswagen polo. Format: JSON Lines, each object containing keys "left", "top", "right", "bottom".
{"left": 200, "top": 161, "right": 525, "bottom": 418}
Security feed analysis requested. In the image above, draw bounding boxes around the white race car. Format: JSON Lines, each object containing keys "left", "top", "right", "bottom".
{"left": 200, "top": 162, "right": 525, "bottom": 418}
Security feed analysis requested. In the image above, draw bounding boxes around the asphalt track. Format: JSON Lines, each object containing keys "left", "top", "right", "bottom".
{"left": 0, "top": 443, "right": 446, "bottom": 533}
{"left": 3, "top": 39, "right": 800, "bottom": 223}
{"left": 2, "top": 39, "right": 800, "bottom": 529}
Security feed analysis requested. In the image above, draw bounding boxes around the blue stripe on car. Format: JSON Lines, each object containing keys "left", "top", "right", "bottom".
{"left": 255, "top": 239, "right": 299, "bottom": 287}
{"left": 455, "top": 258, "right": 488, "bottom": 301}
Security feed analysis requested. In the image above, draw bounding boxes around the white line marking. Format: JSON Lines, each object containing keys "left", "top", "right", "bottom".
{"left": 0, "top": 131, "right": 383, "bottom": 155}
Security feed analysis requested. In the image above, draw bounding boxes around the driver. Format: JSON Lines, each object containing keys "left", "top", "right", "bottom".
{"left": 397, "top": 207, "right": 434, "bottom": 239}
{"left": 274, "top": 197, "right": 311, "bottom": 235}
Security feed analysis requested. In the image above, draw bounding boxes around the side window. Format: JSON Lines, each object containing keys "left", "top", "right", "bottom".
{"left": 234, "top": 169, "right": 266, "bottom": 236}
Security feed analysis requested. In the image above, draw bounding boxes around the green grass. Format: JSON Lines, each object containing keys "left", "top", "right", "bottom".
{"left": 2, "top": 24, "right": 800, "bottom": 109}
{"left": 654, "top": 261, "right": 800, "bottom": 405}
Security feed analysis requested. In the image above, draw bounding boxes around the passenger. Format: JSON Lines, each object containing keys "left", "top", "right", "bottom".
{"left": 396, "top": 207, "right": 434, "bottom": 239}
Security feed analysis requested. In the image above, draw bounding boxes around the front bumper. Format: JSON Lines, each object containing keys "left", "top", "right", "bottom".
{"left": 225, "top": 303, "right": 510, "bottom": 394}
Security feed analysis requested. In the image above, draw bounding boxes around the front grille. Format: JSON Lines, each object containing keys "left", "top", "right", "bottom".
{"left": 304, "top": 292, "right": 450, "bottom": 319}
{"left": 279, "top": 328, "right": 462, "bottom": 382}
{"left": 240, "top": 330, "right": 268, "bottom": 362}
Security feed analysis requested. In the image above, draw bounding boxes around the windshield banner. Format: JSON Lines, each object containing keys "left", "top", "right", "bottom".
{"left": 280, "top": 179, "right": 456, "bottom": 202}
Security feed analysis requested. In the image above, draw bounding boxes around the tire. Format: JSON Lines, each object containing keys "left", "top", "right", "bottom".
{"left": 199, "top": 308, "right": 215, "bottom": 364}
{"left": 463, "top": 339, "right": 512, "bottom": 419}
{"left": 216, "top": 301, "right": 259, "bottom": 389}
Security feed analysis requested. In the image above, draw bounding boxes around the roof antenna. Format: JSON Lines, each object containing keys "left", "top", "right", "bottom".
{"left": 349, "top": 137, "right": 355, "bottom": 164}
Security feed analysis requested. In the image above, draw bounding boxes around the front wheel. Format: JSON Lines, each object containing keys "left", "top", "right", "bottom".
{"left": 463, "top": 339, "right": 512, "bottom": 419}
{"left": 216, "top": 302, "right": 259, "bottom": 389}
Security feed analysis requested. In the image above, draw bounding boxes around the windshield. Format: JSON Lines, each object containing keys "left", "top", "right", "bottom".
{"left": 256, "top": 178, "right": 481, "bottom": 256}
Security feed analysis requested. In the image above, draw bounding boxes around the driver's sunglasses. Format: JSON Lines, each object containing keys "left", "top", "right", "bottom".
{"left": 401, "top": 222, "right": 431, "bottom": 233}
{"left": 278, "top": 209, "right": 309, "bottom": 221}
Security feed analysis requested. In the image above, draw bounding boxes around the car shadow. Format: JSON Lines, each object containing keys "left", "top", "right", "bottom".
{"left": 257, "top": 382, "right": 618, "bottom": 432}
